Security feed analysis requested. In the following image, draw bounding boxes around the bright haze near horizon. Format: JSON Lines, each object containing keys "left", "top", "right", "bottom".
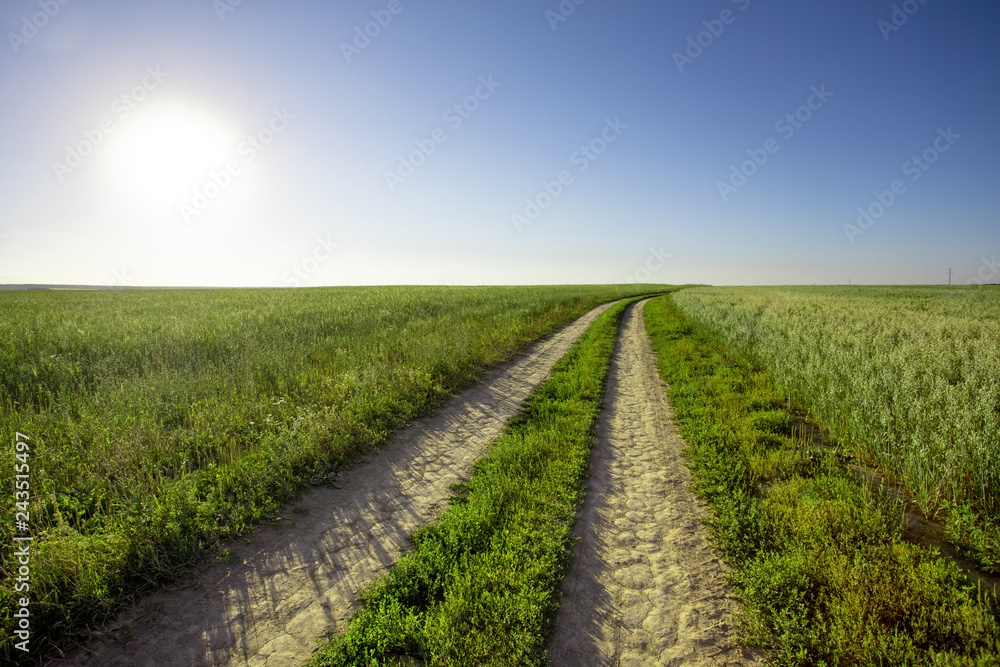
{"left": 0, "top": 0, "right": 998, "bottom": 288}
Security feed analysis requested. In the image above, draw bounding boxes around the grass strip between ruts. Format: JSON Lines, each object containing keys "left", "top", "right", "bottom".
{"left": 644, "top": 294, "right": 1000, "bottom": 666}
{"left": 309, "top": 296, "right": 652, "bottom": 666}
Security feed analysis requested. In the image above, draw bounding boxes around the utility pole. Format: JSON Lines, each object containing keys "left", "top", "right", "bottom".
{"left": 948, "top": 267, "right": 952, "bottom": 286}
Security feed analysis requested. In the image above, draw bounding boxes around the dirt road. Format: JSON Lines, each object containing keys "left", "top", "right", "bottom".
{"left": 63, "top": 301, "right": 617, "bottom": 667}
{"left": 550, "top": 300, "right": 758, "bottom": 666}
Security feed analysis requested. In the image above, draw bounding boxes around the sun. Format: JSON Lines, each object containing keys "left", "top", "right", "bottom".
{"left": 108, "top": 103, "right": 236, "bottom": 204}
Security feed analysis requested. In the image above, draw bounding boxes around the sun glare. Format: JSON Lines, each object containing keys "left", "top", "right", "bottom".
{"left": 109, "top": 103, "right": 235, "bottom": 203}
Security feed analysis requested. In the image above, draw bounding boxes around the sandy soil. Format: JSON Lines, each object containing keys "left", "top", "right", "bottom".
{"left": 60, "top": 301, "right": 617, "bottom": 667}
{"left": 549, "top": 300, "right": 760, "bottom": 667}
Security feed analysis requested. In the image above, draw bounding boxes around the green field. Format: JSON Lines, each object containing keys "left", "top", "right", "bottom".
{"left": 4, "top": 284, "right": 999, "bottom": 663}
{"left": 0, "top": 285, "right": 650, "bottom": 659}
{"left": 646, "top": 294, "right": 1000, "bottom": 665}
{"left": 673, "top": 286, "right": 1000, "bottom": 569}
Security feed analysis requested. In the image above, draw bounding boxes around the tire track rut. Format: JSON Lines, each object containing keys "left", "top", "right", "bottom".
{"left": 62, "top": 301, "right": 618, "bottom": 667}
{"left": 550, "top": 299, "right": 760, "bottom": 667}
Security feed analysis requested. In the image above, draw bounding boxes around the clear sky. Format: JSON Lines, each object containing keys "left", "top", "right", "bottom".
{"left": 1, "top": 0, "right": 997, "bottom": 287}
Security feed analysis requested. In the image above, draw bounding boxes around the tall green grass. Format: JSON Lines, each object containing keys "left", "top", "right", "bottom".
{"left": 645, "top": 294, "right": 1000, "bottom": 665}
{"left": 309, "top": 297, "right": 645, "bottom": 666}
{"left": 0, "top": 285, "right": 653, "bottom": 660}
{"left": 672, "top": 286, "right": 1000, "bottom": 566}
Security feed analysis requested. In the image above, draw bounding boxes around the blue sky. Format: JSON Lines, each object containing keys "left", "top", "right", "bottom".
{"left": 1, "top": 0, "right": 997, "bottom": 287}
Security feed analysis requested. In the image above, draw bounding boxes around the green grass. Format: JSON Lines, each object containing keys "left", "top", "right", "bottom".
{"left": 671, "top": 286, "right": 1000, "bottom": 570}
{"left": 309, "top": 295, "right": 651, "bottom": 666}
{"left": 0, "top": 284, "right": 658, "bottom": 661}
{"left": 644, "top": 293, "right": 1000, "bottom": 665}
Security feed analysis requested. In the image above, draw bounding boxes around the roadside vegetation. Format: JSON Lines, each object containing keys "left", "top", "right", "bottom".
{"left": 309, "top": 296, "right": 649, "bottom": 666}
{"left": 0, "top": 285, "right": 653, "bottom": 660}
{"left": 645, "top": 293, "right": 1000, "bottom": 665}
{"left": 672, "top": 285, "right": 1000, "bottom": 571}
